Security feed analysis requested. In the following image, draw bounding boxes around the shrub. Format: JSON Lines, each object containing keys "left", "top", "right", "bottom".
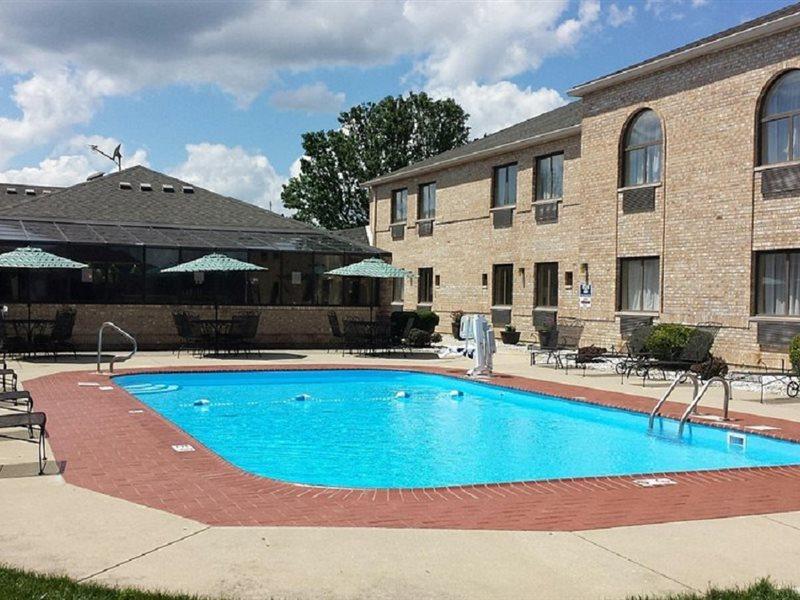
{"left": 504, "top": 323, "right": 516, "bottom": 332}
{"left": 407, "top": 328, "right": 432, "bottom": 348}
{"left": 690, "top": 354, "right": 729, "bottom": 380}
{"left": 577, "top": 345, "right": 607, "bottom": 363}
{"left": 430, "top": 332, "right": 442, "bottom": 343}
{"left": 645, "top": 323, "right": 695, "bottom": 361}
{"left": 790, "top": 335, "right": 800, "bottom": 372}
{"left": 415, "top": 309, "right": 440, "bottom": 333}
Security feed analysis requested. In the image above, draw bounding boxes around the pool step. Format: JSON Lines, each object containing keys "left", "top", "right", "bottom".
{"left": 123, "top": 383, "right": 180, "bottom": 394}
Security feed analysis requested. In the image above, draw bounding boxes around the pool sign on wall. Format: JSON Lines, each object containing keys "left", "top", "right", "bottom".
{"left": 579, "top": 283, "right": 592, "bottom": 308}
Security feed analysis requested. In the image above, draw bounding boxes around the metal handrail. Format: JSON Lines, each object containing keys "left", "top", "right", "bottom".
{"left": 648, "top": 371, "right": 699, "bottom": 430}
{"left": 677, "top": 376, "right": 732, "bottom": 436}
{"left": 97, "top": 322, "right": 137, "bottom": 373}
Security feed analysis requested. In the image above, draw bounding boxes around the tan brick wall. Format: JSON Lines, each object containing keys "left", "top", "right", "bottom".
{"left": 372, "top": 25, "right": 800, "bottom": 367}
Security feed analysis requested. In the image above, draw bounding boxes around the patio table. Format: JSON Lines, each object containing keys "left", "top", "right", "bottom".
{"left": 194, "top": 319, "right": 236, "bottom": 355}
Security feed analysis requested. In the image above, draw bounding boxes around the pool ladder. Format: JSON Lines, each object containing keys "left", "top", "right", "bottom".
{"left": 648, "top": 371, "right": 731, "bottom": 436}
{"left": 97, "top": 322, "right": 137, "bottom": 373}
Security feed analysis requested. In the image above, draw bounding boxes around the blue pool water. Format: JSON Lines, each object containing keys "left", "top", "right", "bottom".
{"left": 115, "top": 369, "right": 800, "bottom": 488}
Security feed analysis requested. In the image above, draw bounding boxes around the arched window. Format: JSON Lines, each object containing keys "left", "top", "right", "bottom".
{"left": 622, "top": 109, "right": 662, "bottom": 187}
{"left": 761, "top": 70, "right": 800, "bottom": 165}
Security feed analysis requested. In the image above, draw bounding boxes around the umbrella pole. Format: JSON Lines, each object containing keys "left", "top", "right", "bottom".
{"left": 27, "top": 271, "right": 32, "bottom": 345}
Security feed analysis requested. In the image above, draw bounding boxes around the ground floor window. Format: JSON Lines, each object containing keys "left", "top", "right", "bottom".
{"left": 535, "top": 262, "right": 558, "bottom": 307}
{"left": 756, "top": 250, "right": 800, "bottom": 316}
{"left": 392, "top": 277, "right": 404, "bottom": 303}
{"left": 492, "top": 264, "right": 513, "bottom": 306}
{"left": 619, "top": 257, "right": 659, "bottom": 312}
{"left": 418, "top": 267, "right": 433, "bottom": 304}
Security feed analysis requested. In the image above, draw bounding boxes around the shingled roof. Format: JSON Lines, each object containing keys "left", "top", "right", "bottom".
{"left": 363, "top": 101, "right": 582, "bottom": 187}
{"left": 0, "top": 183, "right": 63, "bottom": 211}
{"left": 0, "top": 166, "right": 381, "bottom": 254}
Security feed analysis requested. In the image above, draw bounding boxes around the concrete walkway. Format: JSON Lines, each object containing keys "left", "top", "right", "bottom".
{"left": 2, "top": 348, "right": 800, "bottom": 599}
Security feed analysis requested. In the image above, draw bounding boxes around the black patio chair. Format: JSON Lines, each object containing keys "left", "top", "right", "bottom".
{"left": 343, "top": 320, "right": 371, "bottom": 355}
{"left": 0, "top": 389, "right": 34, "bottom": 436}
{"left": 0, "top": 411, "right": 47, "bottom": 474}
{"left": 614, "top": 323, "right": 654, "bottom": 378}
{"left": 1, "top": 318, "right": 27, "bottom": 359}
{"left": 327, "top": 311, "right": 345, "bottom": 354}
{"left": 0, "top": 360, "right": 17, "bottom": 391}
{"left": 223, "top": 313, "right": 260, "bottom": 355}
{"left": 35, "top": 308, "right": 77, "bottom": 359}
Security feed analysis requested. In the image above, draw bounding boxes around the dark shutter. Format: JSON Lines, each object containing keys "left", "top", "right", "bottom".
{"left": 391, "top": 224, "right": 405, "bottom": 240}
{"left": 757, "top": 320, "right": 800, "bottom": 349}
{"left": 622, "top": 187, "right": 655, "bottom": 214}
{"left": 492, "top": 207, "right": 513, "bottom": 229}
{"left": 761, "top": 164, "right": 800, "bottom": 196}
{"left": 535, "top": 202, "right": 558, "bottom": 224}
{"left": 418, "top": 220, "right": 433, "bottom": 237}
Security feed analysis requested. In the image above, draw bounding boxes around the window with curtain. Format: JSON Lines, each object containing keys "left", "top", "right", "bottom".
{"left": 622, "top": 110, "right": 663, "bottom": 186}
{"left": 535, "top": 262, "right": 558, "bottom": 307}
{"left": 619, "top": 257, "right": 660, "bottom": 312}
{"left": 492, "top": 163, "right": 517, "bottom": 207}
{"left": 418, "top": 267, "right": 433, "bottom": 303}
{"left": 418, "top": 183, "right": 436, "bottom": 220}
{"left": 535, "top": 153, "right": 564, "bottom": 200}
{"left": 756, "top": 251, "right": 800, "bottom": 315}
{"left": 760, "top": 70, "right": 800, "bottom": 165}
{"left": 391, "top": 188, "right": 407, "bottom": 223}
{"left": 492, "top": 264, "right": 513, "bottom": 306}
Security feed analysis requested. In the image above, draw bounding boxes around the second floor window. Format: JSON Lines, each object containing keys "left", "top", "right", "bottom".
{"left": 418, "top": 183, "right": 436, "bottom": 220}
{"left": 493, "top": 163, "right": 517, "bottom": 207}
{"left": 492, "top": 264, "right": 513, "bottom": 306}
{"left": 756, "top": 250, "right": 800, "bottom": 316}
{"left": 619, "top": 257, "right": 660, "bottom": 312}
{"left": 536, "top": 153, "right": 564, "bottom": 200}
{"left": 760, "top": 70, "right": 800, "bottom": 165}
{"left": 622, "top": 109, "right": 662, "bottom": 187}
{"left": 418, "top": 267, "right": 433, "bottom": 303}
{"left": 535, "top": 262, "right": 558, "bottom": 307}
{"left": 391, "top": 188, "right": 407, "bottom": 223}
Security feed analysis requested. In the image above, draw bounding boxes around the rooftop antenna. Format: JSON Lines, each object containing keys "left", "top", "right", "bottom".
{"left": 88, "top": 143, "right": 122, "bottom": 172}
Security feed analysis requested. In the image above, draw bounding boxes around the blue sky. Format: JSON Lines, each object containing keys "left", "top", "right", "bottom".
{"left": 0, "top": 0, "right": 793, "bottom": 214}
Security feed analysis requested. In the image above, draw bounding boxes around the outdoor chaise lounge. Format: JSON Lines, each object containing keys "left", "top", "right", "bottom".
{"left": 0, "top": 411, "right": 47, "bottom": 474}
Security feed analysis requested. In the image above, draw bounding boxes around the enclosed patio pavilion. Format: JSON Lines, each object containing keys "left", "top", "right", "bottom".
{"left": 0, "top": 166, "right": 386, "bottom": 349}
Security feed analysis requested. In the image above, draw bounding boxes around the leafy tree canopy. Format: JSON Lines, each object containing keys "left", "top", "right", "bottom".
{"left": 282, "top": 92, "right": 470, "bottom": 230}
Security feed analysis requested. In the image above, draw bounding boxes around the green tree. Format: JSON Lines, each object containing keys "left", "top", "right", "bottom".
{"left": 282, "top": 92, "right": 469, "bottom": 229}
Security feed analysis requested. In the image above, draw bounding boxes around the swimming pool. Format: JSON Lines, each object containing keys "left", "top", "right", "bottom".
{"left": 115, "top": 369, "right": 800, "bottom": 488}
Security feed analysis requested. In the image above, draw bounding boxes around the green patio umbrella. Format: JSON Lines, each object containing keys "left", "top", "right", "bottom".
{"left": 0, "top": 247, "right": 88, "bottom": 335}
{"left": 162, "top": 253, "right": 266, "bottom": 353}
{"left": 325, "top": 257, "right": 411, "bottom": 320}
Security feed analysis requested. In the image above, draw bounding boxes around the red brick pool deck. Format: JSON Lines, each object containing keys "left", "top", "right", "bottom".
{"left": 25, "top": 365, "right": 800, "bottom": 531}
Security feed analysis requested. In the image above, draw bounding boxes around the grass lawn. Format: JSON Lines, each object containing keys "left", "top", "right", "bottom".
{"left": 0, "top": 564, "right": 211, "bottom": 600}
{"left": 631, "top": 579, "right": 800, "bottom": 600}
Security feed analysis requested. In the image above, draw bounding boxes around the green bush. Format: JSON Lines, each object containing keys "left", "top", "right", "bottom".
{"left": 407, "top": 328, "right": 432, "bottom": 347}
{"left": 430, "top": 332, "right": 442, "bottom": 343}
{"left": 690, "top": 354, "right": 729, "bottom": 380}
{"left": 645, "top": 323, "right": 695, "bottom": 360}
{"left": 790, "top": 334, "right": 800, "bottom": 372}
{"left": 414, "top": 309, "right": 440, "bottom": 333}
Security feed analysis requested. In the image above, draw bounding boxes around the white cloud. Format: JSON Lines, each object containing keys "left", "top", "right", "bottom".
{"left": 170, "top": 143, "right": 291, "bottom": 216}
{"left": 608, "top": 4, "right": 636, "bottom": 27}
{"left": 430, "top": 82, "right": 567, "bottom": 138}
{"left": 643, "top": 0, "right": 708, "bottom": 20}
{"left": 270, "top": 83, "right": 345, "bottom": 114}
{"left": 0, "top": 134, "right": 148, "bottom": 186}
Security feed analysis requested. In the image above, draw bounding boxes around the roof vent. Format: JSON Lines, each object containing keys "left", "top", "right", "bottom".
{"left": 182, "top": 185, "right": 194, "bottom": 194}
{"left": 140, "top": 183, "right": 152, "bottom": 191}
{"left": 6, "top": 187, "right": 17, "bottom": 194}
{"left": 86, "top": 171, "right": 104, "bottom": 181}
{"left": 162, "top": 184, "right": 174, "bottom": 193}
{"left": 24, "top": 188, "right": 35, "bottom": 196}
{"left": 119, "top": 181, "right": 132, "bottom": 190}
